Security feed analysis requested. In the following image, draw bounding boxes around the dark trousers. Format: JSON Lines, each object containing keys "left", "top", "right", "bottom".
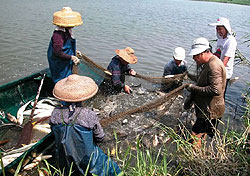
{"left": 192, "top": 117, "right": 221, "bottom": 138}
{"left": 224, "top": 79, "right": 230, "bottom": 99}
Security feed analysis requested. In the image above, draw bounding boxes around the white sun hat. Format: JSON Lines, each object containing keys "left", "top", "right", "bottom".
{"left": 173, "top": 47, "right": 186, "bottom": 61}
{"left": 189, "top": 37, "right": 210, "bottom": 56}
{"left": 209, "top": 17, "right": 232, "bottom": 35}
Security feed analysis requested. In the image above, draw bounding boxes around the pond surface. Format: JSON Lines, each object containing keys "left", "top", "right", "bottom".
{"left": 0, "top": 0, "right": 249, "bottom": 126}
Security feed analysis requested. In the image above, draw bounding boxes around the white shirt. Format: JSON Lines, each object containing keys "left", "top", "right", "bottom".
{"left": 216, "top": 35, "right": 237, "bottom": 79}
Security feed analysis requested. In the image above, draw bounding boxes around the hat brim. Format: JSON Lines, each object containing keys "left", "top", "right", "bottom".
{"left": 188, "top": 47, "right": 208, "bottom": 56}
{"left": 116, "top": 50, "right": 138, "bottom": 64}
{"left": 209, "top": 22, "right": 232, "bottom": 35}
{"left": 53, "top": 22, "right": 83, "bottom": 27}
{"left": 174, "top": 56, "right": 185, "bottom": 61}
{"left": 53, "top": 75, "right": 98, "bottom": 102}
{"left": 53, "top": 87, "right": 98, "bottom": 102}
{"left": 209, "top": 22, "right": 223, "bottom": 27}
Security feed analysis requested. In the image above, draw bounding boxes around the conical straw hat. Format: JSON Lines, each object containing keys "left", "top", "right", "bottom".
{"left": 53, "top": 74, "right": 98, "bottom": 102}
{"left": 115, "top": 47, "right": 138, "bottom": 64}
{"left": 53, "top": 7, "right": 83, "bottom": 27}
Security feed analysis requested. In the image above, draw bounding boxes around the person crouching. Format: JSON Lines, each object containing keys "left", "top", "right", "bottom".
{"left": 50, "top": 74, "right": 121, "bottom": 175}
{"left": 104, "top": 47, "right": 137, "bottom": 94}
{"left": 162, "top": 47, "right": 187, "bottom": 92}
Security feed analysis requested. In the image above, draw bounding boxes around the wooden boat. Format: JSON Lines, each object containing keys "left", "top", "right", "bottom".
{"left": 0, "top": 68, "right": 55, "bottom": 175}
{"left": 0, "top": 59, "right": 106, "bottom": 175}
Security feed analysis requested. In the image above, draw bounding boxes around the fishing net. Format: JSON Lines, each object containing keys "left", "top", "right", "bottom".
{"left": 76, "top": 53, "right": 194, "bottom": 148}
{"left": 76, "top": 47, "right": 249, "bottom": 153}
{"left": 0, "top": 53, "right": 192, "bottom": 174}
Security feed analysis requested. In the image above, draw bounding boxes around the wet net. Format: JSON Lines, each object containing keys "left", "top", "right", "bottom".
{"left": 76, "top": 53, "right": 191, "bottom": 132}
{"left": 0, "top": 52, "right": 192, "bottom": 173}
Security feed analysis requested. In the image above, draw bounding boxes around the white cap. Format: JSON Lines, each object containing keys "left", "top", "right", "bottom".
{"left": 173, "top": 47, "right": 185, "bottom": 61}
{"left": 189, "top": 37, "right": 210, "bottom": 56}
{"left": 209, "top": 17, "right": 232, "bottom": 35}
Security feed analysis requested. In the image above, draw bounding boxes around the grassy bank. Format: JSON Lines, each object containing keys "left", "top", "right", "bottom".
{"left": 115, "top": 86, "right": 250, "bottom": 175}
{"left": 193, "top": 0, "right": 250, "bottom": 6}
{"left": 117, "top": 122, "right": 250, "bottom": 175}
{"left": 1, "top": 86, "right": 250, "bottom": 175}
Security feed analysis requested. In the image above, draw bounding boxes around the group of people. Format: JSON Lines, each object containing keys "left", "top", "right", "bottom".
{"left": 47, "top": 7, "right": 237, "bottom": 175}
{"left": 162, "top": 17, "right": 237, "bottom": 148}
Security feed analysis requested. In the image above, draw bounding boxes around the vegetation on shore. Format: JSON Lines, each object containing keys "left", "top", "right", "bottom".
{"left": 1, "top": 84, "right": 249, "bottom": 175}
{"left": 1, "top": 91, "right": 249, "bottom": 176}
{"left": 193, "top": 0, "right": 250, "bottom": 6}
{"left": 117, "top": 86, "right": 250, "bottom": 175}
{"left": 41, "top": 86, "right": 250, "bottom": 175}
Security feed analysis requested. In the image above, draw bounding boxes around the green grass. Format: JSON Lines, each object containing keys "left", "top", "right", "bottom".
{"left": 193, "top": 0, "right": 250, "bottom": 6}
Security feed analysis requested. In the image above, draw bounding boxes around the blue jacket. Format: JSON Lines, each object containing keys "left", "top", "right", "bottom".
{"left": 107, "top": 56, "right": 131, "bottom": 91}
{"left": 163, "top": 60, "right": 187, "bottom": 76}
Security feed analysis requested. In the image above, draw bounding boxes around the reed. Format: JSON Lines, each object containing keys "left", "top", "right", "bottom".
{"left": 114, "top": 86, "right": 250, "bottom": 176}
{"left": 114, "top": 121, "right": 250, "bottom": 175}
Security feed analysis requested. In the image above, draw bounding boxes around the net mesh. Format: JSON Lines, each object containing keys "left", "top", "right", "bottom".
{"left": 77, "top": 53, "right": 190, "bottom": 128}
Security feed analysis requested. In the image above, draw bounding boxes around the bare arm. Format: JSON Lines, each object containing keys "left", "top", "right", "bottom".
{"left": 222, "top": 56, "right": 230, "bottom": 66}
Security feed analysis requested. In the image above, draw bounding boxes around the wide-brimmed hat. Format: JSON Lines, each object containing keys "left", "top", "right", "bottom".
{"left": 53, "top": 7, "right": 83, "bottom": 27}
{"left": 115, "top": 47, "right": 138, "bottom": 64}
{"left": 209, "top": 17, "right": 232, "bottom": 35}
{"left": 53, "top": 74, "right": 98, "bottom": 102}
{"left": 189, "top": 37, "right": 210, "bottom": 56}
{"left": 173, "top": 47, "right": 185, "bottom": 61}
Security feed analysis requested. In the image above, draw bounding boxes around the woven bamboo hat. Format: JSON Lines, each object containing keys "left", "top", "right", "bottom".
{"left": 115, "top": 47, "right": 138, "bottom": 64}
{"left": 53, "top": 74, "right": 98, "bottom": 102}
{"left": 53, "top": 7, "right": 83, "bottom": 27}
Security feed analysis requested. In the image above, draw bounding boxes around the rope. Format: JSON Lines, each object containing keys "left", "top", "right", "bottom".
{"left": 133, "top": 72, "right": 187, "bottom": 84}
{"left": 78, "top": 52, "right": 187, "bottom": 84}
{"left": 78, "top": 53, "right": 112, "bottom": 76}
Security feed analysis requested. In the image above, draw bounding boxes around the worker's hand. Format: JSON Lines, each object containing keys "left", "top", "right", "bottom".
{"left": 71, "top": 56, "right": 80, "bottom": 65}
{"left": 129, "top": 69, "right": 136, "bottom": 76}
{"left": 76, "top": 50, "right": 82, "bottom": 57}
{"left": 164, "top": 75, "right": 174, "bottom": 78}
{"left": 186, "top": 83, "right": 193, "bottom": 92}
{"left": 124, "top": 85, "right": 132, "bottom": 94}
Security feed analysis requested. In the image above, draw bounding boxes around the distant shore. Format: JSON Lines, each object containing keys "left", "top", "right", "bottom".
{"left": 193, "top": 0, "right": 250, "bottom": 6}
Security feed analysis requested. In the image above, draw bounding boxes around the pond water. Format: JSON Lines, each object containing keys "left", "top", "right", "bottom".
{"left": 0, "top": 0, "right": 249, "bottom": 125}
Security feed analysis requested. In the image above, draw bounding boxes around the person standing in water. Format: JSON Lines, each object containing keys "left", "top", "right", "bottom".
{"left": 184, "top": 37, "right": 226, "bottom": 149}
{"left": 47, "top": 7, "right": 82, "bottom": 83}
{"left": 209, "top": 17, "right": 237, "bottom": 97}
{"left": 162, "top": 47, "right": 187, "bottom": 92}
